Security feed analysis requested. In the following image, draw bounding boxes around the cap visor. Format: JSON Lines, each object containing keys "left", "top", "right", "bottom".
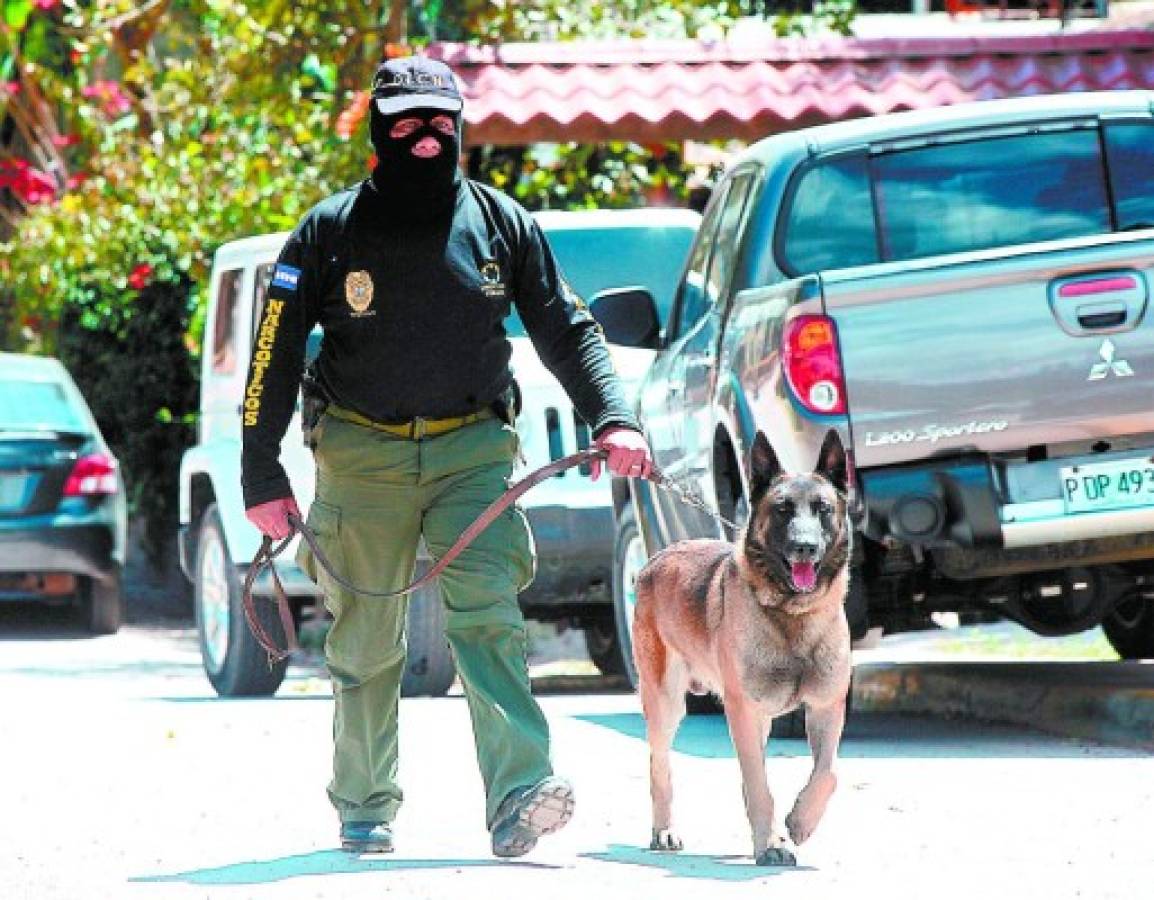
{"left": 374, "top": 94, "right": 463, "bottom": 115}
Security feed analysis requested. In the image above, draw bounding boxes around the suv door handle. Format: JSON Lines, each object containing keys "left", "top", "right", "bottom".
{"left": 1049, "top": 271, "right": 1147, "bottom": 336}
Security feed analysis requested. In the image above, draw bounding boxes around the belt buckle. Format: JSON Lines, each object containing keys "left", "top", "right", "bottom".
{"left": 410, "top": 417, "right": 427, "bottom": 440}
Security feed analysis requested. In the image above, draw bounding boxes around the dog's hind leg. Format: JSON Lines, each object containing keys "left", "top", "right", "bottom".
{"left": 637, "top": 632, "right": 688, "bottom": 852}
{"left": 785, "top": 696, "right": 846, "bottom": 845}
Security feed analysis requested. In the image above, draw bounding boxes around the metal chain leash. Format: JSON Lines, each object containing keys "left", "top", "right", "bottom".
{"left": 648, "top": 466, "right": 741, "bottom": 534}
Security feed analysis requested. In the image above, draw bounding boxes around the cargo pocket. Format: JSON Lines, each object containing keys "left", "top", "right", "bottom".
{"left": 296, "top": 499, "right": 344, "bottom": 614}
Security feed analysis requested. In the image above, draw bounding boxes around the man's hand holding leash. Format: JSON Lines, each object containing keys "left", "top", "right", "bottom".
{"left": 590, "top": 426, "right": 653, "bottom": 481}
{"left": 246, "top": 495, "right": 302, "bottom": 540}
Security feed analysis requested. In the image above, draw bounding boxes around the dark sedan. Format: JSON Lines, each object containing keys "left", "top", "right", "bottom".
{"left": 0, "top": 352, "right": 126, "bottom": 633}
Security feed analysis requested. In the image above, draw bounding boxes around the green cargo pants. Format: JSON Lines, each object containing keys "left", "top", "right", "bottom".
{"left": 296, "top": 412, "right": 552, "bottom": 828}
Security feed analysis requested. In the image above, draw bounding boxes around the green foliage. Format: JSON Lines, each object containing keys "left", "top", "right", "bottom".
{"left": 2, "top": 1, "right": 386, "bottom": 551}
{"left": 56, "top": 276, "right": 198, "bottom": 563}
{"left": 471, "top": 142, "right": 696, "bottom": 211}
{"left": 423, "top": 1, "right": 747, "bottom": 41}
{"left": 415, "top": 0, "right": 856, "bottom": 42}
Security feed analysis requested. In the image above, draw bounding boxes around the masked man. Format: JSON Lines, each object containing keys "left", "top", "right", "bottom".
{"left": 240, "top": 55, "right": 653, "bottom": 857}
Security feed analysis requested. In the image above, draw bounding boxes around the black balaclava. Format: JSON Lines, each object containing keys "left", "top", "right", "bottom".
{"left": 368, "top": 56, "right": 464, "bottom": 217}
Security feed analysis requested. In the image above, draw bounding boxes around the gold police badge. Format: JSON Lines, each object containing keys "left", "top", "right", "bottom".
{"left": 345, "top": 271, "right": 375, "bottom": 316}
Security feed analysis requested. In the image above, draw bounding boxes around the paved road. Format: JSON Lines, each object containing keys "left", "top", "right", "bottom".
{"left": 2, "top": 605, "right": 1152, "bottom": 900}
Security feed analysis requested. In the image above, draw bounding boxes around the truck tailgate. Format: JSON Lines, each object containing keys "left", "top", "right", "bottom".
{"left": 823, "top": 233, "right": 1154, "bottom": 469}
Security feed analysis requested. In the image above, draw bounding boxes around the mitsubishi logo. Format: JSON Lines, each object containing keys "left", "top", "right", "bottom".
{"left": 1087, "top": 338, "right": 1134, "bottom": 381}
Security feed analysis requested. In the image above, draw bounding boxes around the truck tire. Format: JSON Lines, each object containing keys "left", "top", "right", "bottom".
{"left": 583, "top": 614, "right": 627, "bottom": 678}
{"left": 1101, "top": 591, "right": 1154, "bottom": 660}
{"left": 195, "top": 503, "right": 287, "bottom": 697}
{"left": 81, "top": 567, "right": 123, "bottom": 635}
{"left": 611, "top": 505, "right": 645, "bottom": 690}
{"left": 401, "top": 560, "right": 456, "bottom": 697}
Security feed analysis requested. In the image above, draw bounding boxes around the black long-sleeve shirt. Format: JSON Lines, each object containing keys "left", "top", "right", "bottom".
{"left": 241, "top": 178, "right": 639, "bottom": 508}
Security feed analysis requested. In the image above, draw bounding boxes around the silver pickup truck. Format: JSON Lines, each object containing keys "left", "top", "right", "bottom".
{"left": 594, "top": 91, "right": 1154, "bottom": 686}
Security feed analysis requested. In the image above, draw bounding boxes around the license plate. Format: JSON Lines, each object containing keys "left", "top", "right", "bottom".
{"left": 1060, "top": 457, "right": 1154, "bottom": 515}
{"left": 0, "top": 474, "right": 28, "bottom": 510}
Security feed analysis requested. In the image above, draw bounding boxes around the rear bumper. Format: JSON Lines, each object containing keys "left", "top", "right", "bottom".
{"left": 860, "top": 448, "right": 1154, "bottom": 577}
{"left": 0, "top": 522, "right": 117, "bottom": 581}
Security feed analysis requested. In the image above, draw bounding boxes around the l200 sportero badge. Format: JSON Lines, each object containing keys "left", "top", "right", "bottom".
{"left": 865, "top": 420, "right": 1009, "bottom": 448}
{"left": 1087, "top": 339, "right": 1134, "bottom": 381}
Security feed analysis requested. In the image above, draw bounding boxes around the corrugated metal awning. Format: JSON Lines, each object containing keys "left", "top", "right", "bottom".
{"left": 426, "top": 30, "right": 1154, "bottom": 145}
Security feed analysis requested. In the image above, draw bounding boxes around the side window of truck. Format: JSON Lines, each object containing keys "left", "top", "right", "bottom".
{"left": 211, "top": 268, "right": 243, "bottom": 375}
{"left": 704, "top": 172, "right": 755, "bottom": 309}
{"left": 1105, "top": 122, "right": 1154, "bottom": 232}
{"left": 669, "top": 180, "right": 731, "bottom": 342}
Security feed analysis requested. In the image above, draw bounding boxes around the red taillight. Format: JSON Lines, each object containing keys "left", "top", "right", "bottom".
{"left": 782, "top": 314, "right": 847, "bottom": 415}
{"left": 64, "top": 453, "right": 119, "bottom": 497}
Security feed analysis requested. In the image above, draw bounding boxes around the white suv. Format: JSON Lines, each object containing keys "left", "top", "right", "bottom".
{"left": 178, "top": 207, "right": 699, "bottom": 697}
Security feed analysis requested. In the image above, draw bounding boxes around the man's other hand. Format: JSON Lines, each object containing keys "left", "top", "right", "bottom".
{"left": 591, "top": 426, "right": 653, "bottom": 481}
{"left": 245, "top": 495, "right": 302, "bottom": 540}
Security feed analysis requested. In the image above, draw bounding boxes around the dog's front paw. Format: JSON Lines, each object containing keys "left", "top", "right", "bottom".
{"left": 650, "top": 828, "right": 684, "bottom": 852}
{"left": 755, "top": 845, "right": 797, "bottom": 867}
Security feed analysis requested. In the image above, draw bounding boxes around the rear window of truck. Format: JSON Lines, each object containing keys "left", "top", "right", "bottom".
{"left": 781, "top": 121, "right": 1154, "bottom": 274}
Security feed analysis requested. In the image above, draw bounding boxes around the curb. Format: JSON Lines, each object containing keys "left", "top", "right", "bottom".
{"left": 853, "top": 662, "right": 1154, "bottom": 749}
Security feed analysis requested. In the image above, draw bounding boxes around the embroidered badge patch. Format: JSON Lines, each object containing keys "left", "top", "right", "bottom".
{"left": 271, "top": 264, "right": 301, "bottom": 292}
{"left": 479, "top": 260, "right": 506, "bottom": 299}
{"left": 345, "top": 270, "right": 376, "bottom": 316}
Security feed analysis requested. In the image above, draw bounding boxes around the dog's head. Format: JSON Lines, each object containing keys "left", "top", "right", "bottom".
{"left": 741, "top": 434, "right": 850, "bottom": 604}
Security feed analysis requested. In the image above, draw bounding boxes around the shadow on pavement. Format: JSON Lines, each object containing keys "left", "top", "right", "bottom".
{"left": 582, "top": 844, "right": 813, "bottom": 881}
{"left": 131, "top": 849, "right": 559, "bottom": 885}
{"left": 577, "top": 710, "right": 1149, "bottom": 759}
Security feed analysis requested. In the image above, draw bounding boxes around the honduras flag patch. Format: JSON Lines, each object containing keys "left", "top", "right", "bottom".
{"left": 271, "top": 264, "right": 301, "bottom": 292}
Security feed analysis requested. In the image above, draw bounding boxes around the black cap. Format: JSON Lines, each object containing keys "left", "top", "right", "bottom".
{"left": 370, "top": 56, "right": 463, "bottom": 116}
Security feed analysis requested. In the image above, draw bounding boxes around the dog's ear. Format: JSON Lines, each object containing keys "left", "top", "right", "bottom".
{"left": 817, "top": 434, "right": 850, "bottom": 495}
{"left": 749, "top": 433, "right": 783, "bottom": 499}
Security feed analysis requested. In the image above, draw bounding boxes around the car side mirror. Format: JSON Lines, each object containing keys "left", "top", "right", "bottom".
{"left": 590, "top": 287, "right": 661, "bottom": 350}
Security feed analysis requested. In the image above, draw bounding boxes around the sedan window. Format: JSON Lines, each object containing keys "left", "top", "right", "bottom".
{"left": 0, "top": 380, "right": 87, "bottom": 433}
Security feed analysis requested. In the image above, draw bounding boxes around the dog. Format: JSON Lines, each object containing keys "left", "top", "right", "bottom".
{"left": 633, "top": 434, "right": 852, "bottom": 866}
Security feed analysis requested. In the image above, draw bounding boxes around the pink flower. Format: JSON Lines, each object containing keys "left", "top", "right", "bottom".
{"left": 52, "top": 133, "right": 80, "bottom": 148}
{"left": 33, "top": 0, "right": 59, "bottom": 8}
{"left": 128, "top": 263, "right": 153, "bottom": 291}
{"left": 0, "top": 82, "right": 19, "bottom": 96}
{"left": 66, "top": 172, "right": 89, "bottom": 190}
{"left": 81, "top": 80, "right": 132, "bottom": 118}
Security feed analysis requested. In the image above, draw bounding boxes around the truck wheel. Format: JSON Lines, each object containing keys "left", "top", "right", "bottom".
{"left": 583, "top": 614, "right": 627, "bottom": 677}
{"left": 401, "top": 560, "right": 456, "bottom": 697}
{"left": 846, "top": 567, "right": 870, "bottom": 642}
{"left": 611, "top": 505, "right": 646, "bottom": 690}
{"left": 1101, "top": 591, "right": 1154, "bottom": 659}
{"left": 81, "top": 567, "right": 123, "bottom": 635}
{"left": 195, "top": 503, "right": 287, "bottom": 697}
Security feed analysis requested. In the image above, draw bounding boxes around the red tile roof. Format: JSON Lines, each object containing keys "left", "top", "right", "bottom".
{"left": 427, "top": 30, "right": 1154, "bottom": 145}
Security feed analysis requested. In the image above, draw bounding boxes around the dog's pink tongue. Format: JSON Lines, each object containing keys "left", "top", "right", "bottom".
{"left": 791, "top": 561, "right": 818, "bottom": 592}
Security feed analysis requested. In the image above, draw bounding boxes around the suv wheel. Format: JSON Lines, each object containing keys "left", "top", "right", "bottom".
{"left": 611, "top": 505, "right": 646, "bottom": 689}
{"left": 81, "top": 567, "right": 123, "bottom": 635}
{"left": 1101, "top": 590, "right": 1154, "bottom": 660}
{"left": 195, "top": 503, "right": 287, "bottom": 696}
{"left": 583, "top": 613, "right": 626, "bottom": 678}
{"left": 401, "top": 559, "right": 456, "bottom": 697}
